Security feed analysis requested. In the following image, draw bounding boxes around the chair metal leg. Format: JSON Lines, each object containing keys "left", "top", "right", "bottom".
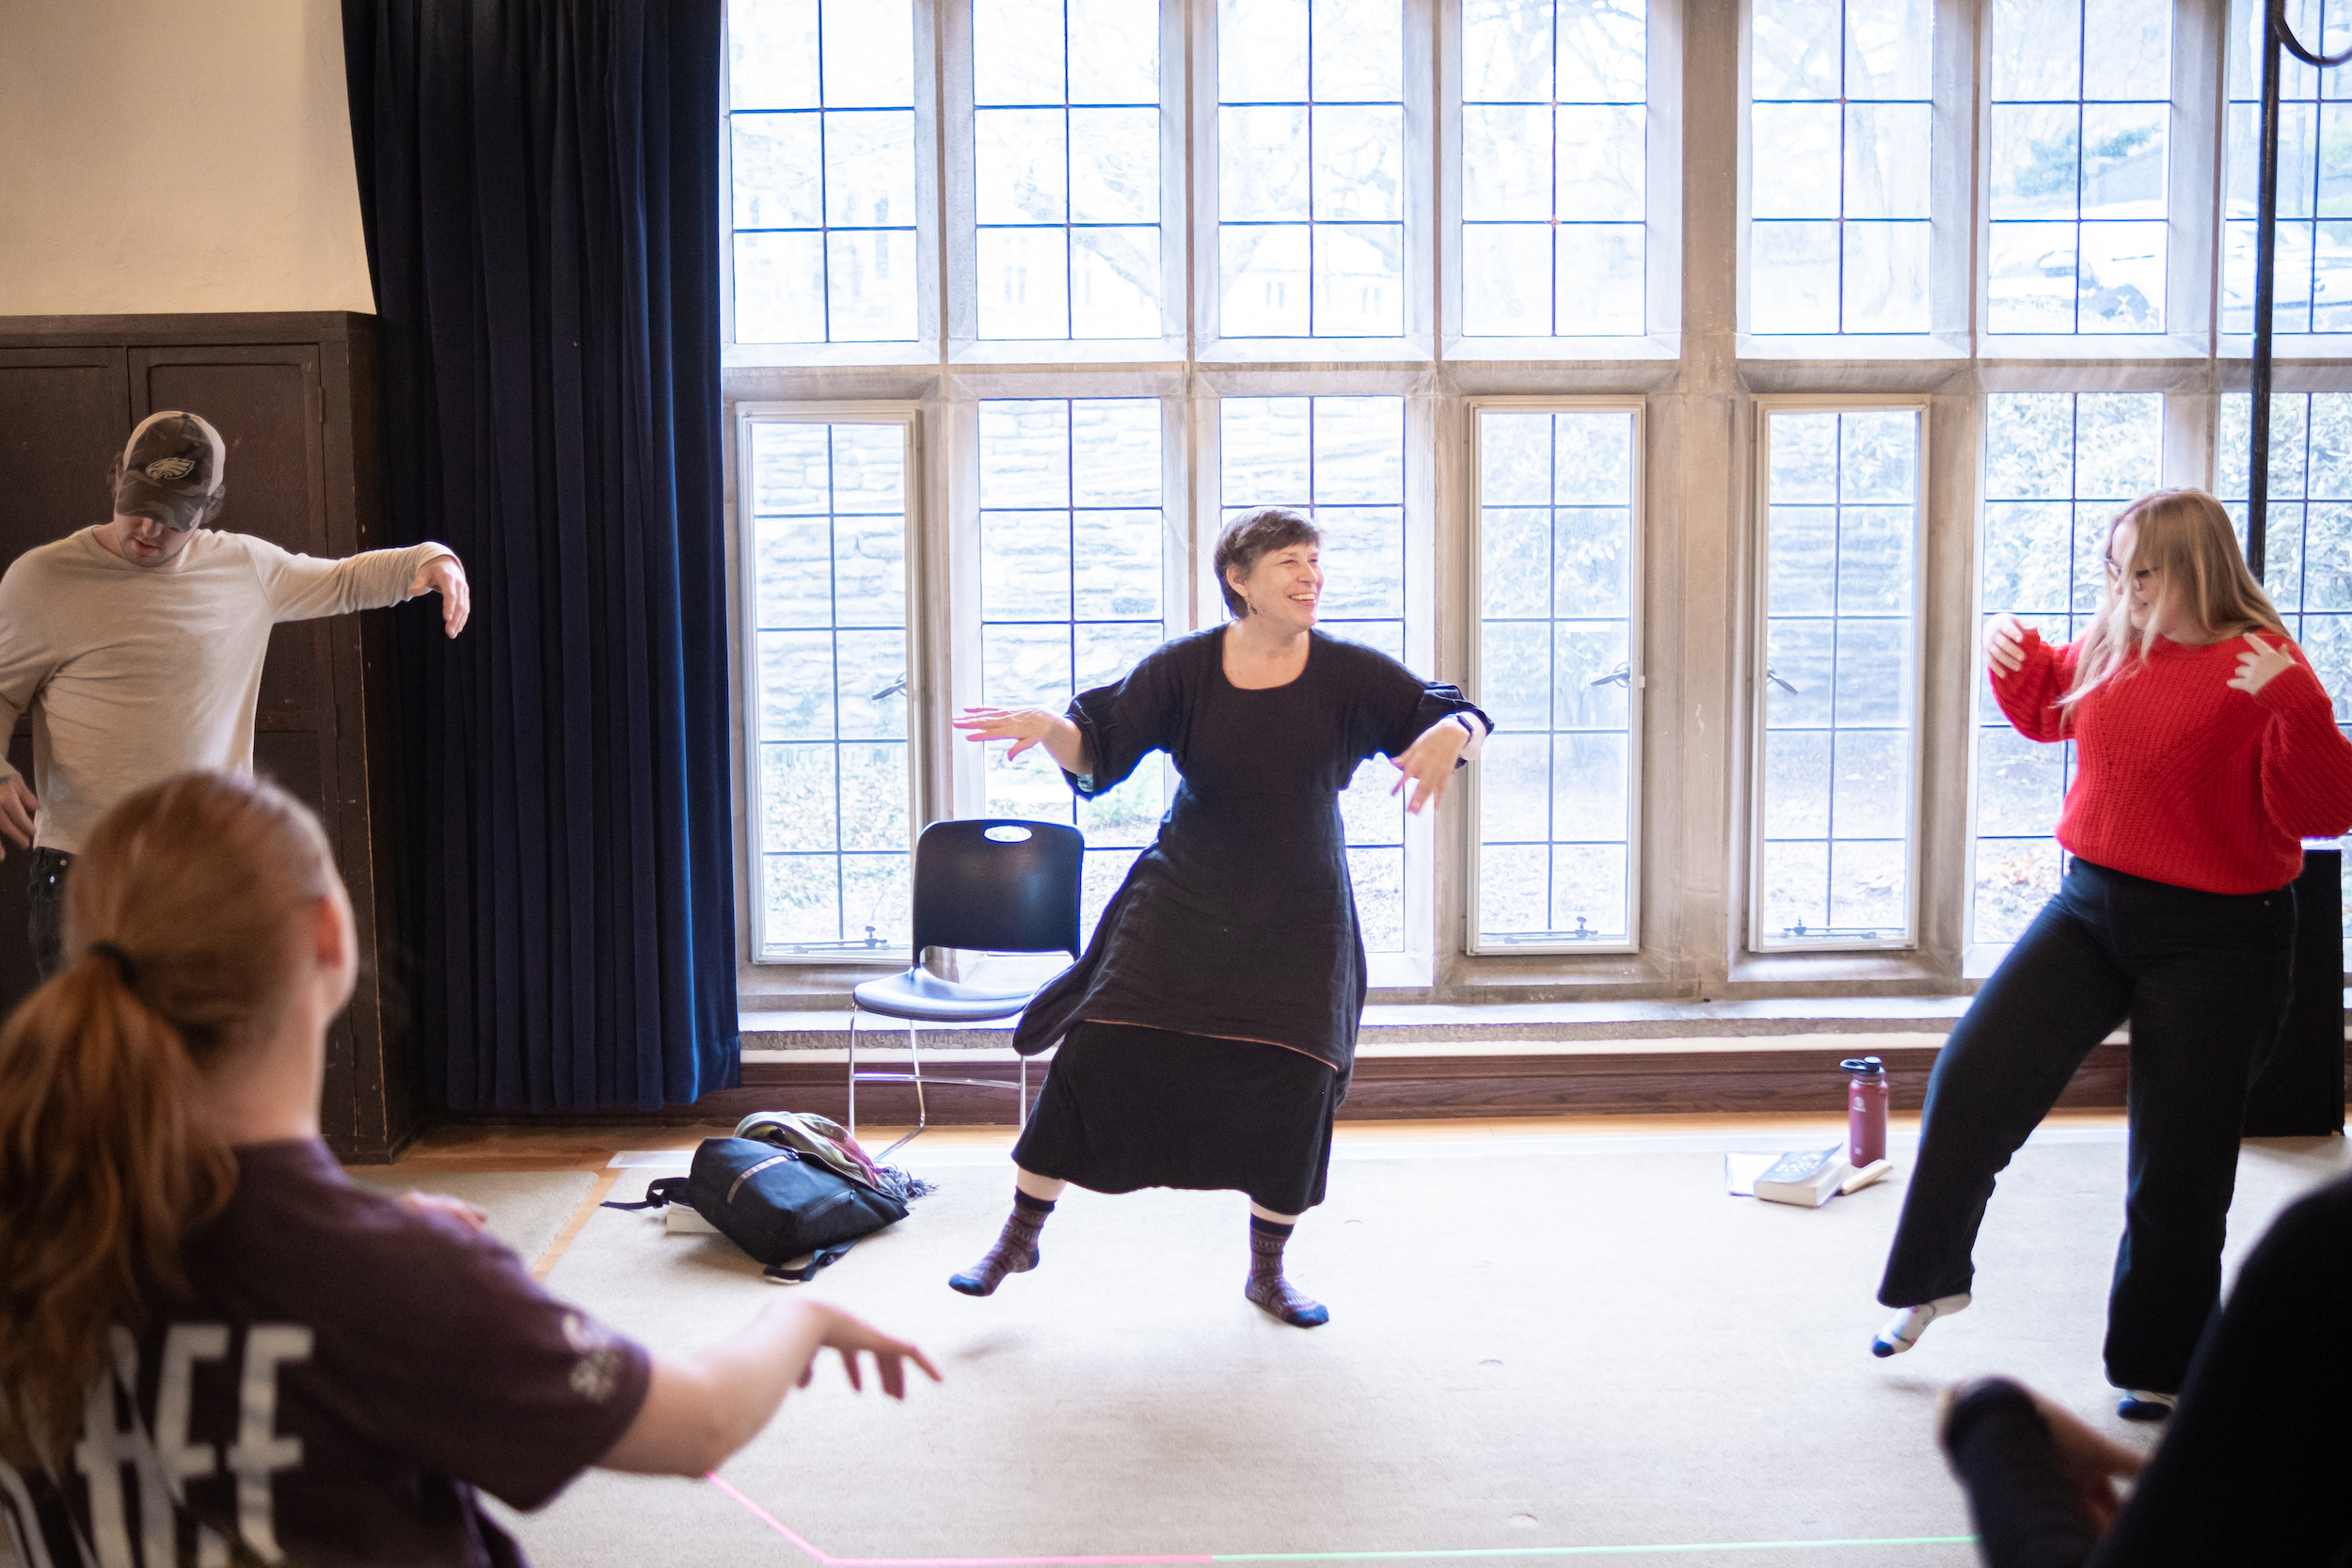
{"left": 875, "top": 1020, "right": 929, "bottom": 1160}
{"left": 1018, "top": 1053, "right": 1028, "bottom": 1127}
{"left": 847, "top": 1007, "right": 858, "bottom": 1140}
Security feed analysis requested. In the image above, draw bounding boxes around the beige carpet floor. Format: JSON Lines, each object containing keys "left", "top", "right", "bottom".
{"left": 481, "top": 1130, "right": 2349, "bottom": 1567}
{"left": 344, "top": 1166, "right": 596, "bottom": 1273}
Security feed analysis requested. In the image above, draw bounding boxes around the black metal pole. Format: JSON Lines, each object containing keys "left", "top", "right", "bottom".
{"left": 2252, "top": 0, "right": 2283, "bottom": 581}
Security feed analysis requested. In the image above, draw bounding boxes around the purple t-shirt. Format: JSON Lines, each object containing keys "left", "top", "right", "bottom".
{"left": 1, "top": 1139, "right": 651, "bottom": 1567}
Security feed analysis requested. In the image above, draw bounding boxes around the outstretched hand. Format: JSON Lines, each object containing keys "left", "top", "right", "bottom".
{"left": 413, "top": 552, "right": 471, "bottom": 638}
{"left": 0, "top": 776, "right": 36, "bottom": 858}
{"left": 952, "top": 705, "right": 1058, "bottom": 760}
{"left": 1389, "top": 719, "right": 1472, "bottom": 816}
{"left": 397, "top": 1190, "right": 491, "bottom": 1234}
{"left": 2228, "top": 632, "right": 2296, "bottom": 697}
{"left": 795, "top": 1302, "right": 943, "bottom": 1400}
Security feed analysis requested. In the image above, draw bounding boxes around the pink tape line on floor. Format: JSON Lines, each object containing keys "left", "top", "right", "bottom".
{"left": 706, "top": 1473, "right": 1214, "bottom": 1568}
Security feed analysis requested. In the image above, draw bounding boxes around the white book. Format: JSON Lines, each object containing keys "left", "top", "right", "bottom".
{"left": 1753, "top": 1145, "right": 1850, "bottom": 1209}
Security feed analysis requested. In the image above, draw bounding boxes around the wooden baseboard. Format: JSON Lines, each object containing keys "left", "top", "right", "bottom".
{"left": 432, "top": 1040, "right": 2137, "bottom": 1128}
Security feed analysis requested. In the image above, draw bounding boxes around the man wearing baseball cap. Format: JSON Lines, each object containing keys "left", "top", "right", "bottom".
{"left": 0, "top": 410, "right": 471, "bottom": 974}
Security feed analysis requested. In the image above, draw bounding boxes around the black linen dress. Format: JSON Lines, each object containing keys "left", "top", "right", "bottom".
{"left": 1009, "top": 626, "right": 1490, "bottom": 1212}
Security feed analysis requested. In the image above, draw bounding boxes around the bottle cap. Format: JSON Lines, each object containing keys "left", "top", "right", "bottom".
{"left": 1839, "top": 1055, "right": 1884, "bottom": 1076}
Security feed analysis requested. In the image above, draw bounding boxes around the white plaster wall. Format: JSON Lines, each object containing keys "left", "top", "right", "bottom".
{"left": 0, "top": 0, "right": 374, "bottom": 316}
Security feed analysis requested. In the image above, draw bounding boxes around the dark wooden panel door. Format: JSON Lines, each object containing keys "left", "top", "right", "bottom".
{"left": 0, "top": 348, "right": 128, "bottom": 561}
{"left": 131, "top": 347, "right": 356, "bottom": 1136}
{"left": 0, "top": 349, "right": 132, "bottom": 1010}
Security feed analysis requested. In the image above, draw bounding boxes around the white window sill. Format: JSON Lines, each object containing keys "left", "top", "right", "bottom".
{"left": 1736, "top": 334, "right": 1971, "bottom": 361}
{"left": 724, "top": 341, "right": 941, "bottom": 370}
{"left": 1442, "top": 333, "right": 1683, "bottom": 362}
{"left": 1977, "top": 334, "right": 2213, "bottom": 360}
{"left": 1199, "top": 334, "right": 1438, "bottom": 366}
{"left": 949, "top": 336, "right": 1190, "bottom": 367}
{"left": 2215, "top": 336, "right": 2352, "bottom": 363}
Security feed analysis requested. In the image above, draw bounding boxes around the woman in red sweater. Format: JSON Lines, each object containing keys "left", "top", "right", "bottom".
{"left": 1870, "top": 488, "right": 2352, "bottom": 1418}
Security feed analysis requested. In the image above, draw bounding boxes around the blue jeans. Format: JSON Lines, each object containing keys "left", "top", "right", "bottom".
{"left": 1879, "top": 857, "right": 2296, "bottom": 1393}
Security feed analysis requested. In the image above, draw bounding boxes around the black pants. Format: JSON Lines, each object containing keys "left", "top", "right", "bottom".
{"left": 1879, "top": 857, "right": 2295, "bottom": 1393}
{"left": 26, "top": 847, "right": 70, "bottom": 979}
{"left": 1941, "top": 1177, "right": 2352, "bottom": 1567}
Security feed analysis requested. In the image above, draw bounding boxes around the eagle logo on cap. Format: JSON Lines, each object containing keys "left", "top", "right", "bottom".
{"left": 143, "top": 456, "right": 197, "bottom": 482}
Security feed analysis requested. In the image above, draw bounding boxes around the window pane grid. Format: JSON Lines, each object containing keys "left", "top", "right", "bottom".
{"left": 748, "top": 421, "right": 913, "bottom": 956}
{"left": 1217, "top": 0, "right": 1407, "bottom": 338}
{"left": 1756, "top": 409, "right": 1920, "bottom": 947}
{"left": 1460, "top": 0, "right": 1648, "bottom": 337}
{"left": 975, "top": 0, "right": 1163, "bottom": 340}
{"left": 1986, "top": 0, "right": 2170, "bottom": 334}
{"left": 979, "top": 399, "right": 1168, "bottom": 936}
{"left": 729, "top": 0, "right": 919, "bottom": 343}
{"left": 1473, "top": 409, "right": 1637, "bottom": 947}
{"left": 1971, "top": 393, "right": 2162, "bottom": 947}
{"left": 1220, "top": 395, "right": 1409, "bottom": 950}
{"left": 2222, "top": 0, "right": 2352, "bottom": 335}
{"left": 1749, "top": 0, "right": 1933, "bottom": 335}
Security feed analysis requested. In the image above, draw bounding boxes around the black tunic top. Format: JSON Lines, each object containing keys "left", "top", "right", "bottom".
{"left": 1009, "top": 626, "right": 1489, "bottom": 1083}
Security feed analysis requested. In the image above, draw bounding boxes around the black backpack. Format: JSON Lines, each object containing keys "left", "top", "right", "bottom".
{"left": 604, "top": 1135, "right": 910, "bottom": 1281}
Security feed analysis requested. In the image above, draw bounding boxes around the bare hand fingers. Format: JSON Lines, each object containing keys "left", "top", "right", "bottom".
{"left": 837, "top": 1347, "right": 864, "bottom": 1393}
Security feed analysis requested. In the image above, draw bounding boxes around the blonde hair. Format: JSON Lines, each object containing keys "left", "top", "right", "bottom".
{"left": 0, "top": 771, "right": 338, "bottom": 1466}
{"left": 2062, "top": 488, "right": 2288, "bottom": 708}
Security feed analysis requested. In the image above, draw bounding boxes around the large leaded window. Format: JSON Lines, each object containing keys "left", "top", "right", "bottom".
{"left": 969, "top": 0, "right": 1165, "bottom": 341}
{"left": 1459, "top": 0, "right": 1648, "bottom": 337}
{"left": 1969, "top": 392, "right": 2162, "bottom": 962}
{"left": 1985, "top": 0, "right": 2170, "bottom": 335}
{"left": 1470, "top": 403, "right": 1642, "bottom": 950}
{"left": 1753, "top": 404, "right": 1925, "bottom": 949}
{"left": 2222, "top": 0, "right": 2352, "bottom": 336}
{"left": 739, "top": 412, "right": 917, "bottom": 958}
{"left": 1216, "top": 0, "right": 1408, "bottom": 339}
{"left": 1748, "top": 0, "right": 1933, "bottom": 335}
{"left": 728, "top": 0, "right": 922, "bottom": 344}
{"left": 977, "top": 397, "right": 1172, "bottom": 934}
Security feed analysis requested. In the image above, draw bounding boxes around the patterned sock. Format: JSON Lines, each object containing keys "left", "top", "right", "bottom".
{"left": 1244, "top": 1215, "right": 1328, "bottom": 1327}
{"left": 948, "top": 1189, "right": 1054, "bottom": 1296}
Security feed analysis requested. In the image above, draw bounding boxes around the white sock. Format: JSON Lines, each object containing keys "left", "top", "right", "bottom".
{"left": 1872, "top": 1292, "right": 1971, "bottom": 1355}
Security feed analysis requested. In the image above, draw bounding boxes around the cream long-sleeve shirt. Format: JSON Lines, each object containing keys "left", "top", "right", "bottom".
{"left": 0, "top": 528, "right": 454, "bottom": 854}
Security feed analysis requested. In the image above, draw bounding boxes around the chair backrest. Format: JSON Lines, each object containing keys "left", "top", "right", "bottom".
{"left": 910, "top": 818, "right": 1087, "bottom": 960}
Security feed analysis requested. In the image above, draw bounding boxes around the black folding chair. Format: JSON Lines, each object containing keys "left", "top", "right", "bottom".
{"left": 848, "top": 818, "right": 1085, "bottom": 1156}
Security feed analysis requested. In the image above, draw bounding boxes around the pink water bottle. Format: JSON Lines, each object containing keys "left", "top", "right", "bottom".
{"left": 1842, "top": 1056, "right": 1888, "bottom": 1167}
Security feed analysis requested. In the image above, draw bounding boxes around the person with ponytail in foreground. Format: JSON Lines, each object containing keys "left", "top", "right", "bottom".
{"left": 0, "top": 770, "right": 939, "bottom": 1567}
{"left": 1869, "top": 489, "right": 2352, "bottom": 1419}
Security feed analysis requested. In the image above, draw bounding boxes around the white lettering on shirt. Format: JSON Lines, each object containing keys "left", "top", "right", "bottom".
{"left": 157, "top": 1324, "right": 232, "bottom": 1568}
{"left": 72, "top": 1329, "right": 148, "bottom": 1568}
{"left": 226, "top": 1326, "right": 311, "bottom": 1566}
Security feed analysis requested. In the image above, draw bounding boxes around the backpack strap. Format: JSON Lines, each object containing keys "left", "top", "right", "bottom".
{"left": 599, "top": 1176, "right": 691, "bottom": 1212}
{"left": 761, "top": 1241, "right": 857, "bottom": 1283}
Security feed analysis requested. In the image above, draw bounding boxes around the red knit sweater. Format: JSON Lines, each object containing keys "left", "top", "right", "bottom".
{"left": 1992, "top": 627, "right": 2352, "bottom": 894}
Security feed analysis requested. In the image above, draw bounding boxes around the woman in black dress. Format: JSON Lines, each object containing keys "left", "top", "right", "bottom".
{"left": 946, "top": 508, "right": 1490, "bottom": 1326}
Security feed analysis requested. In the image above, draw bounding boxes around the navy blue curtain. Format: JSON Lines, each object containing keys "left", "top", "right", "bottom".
{"left": 342, "top": 0, "right": 739, "bottom": 1110}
